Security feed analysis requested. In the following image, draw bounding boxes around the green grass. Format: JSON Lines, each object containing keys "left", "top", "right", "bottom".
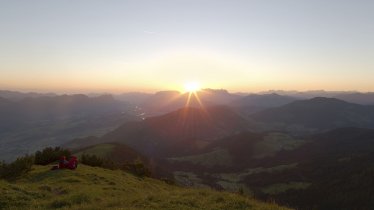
{"left": 0, "top": 165, "right": 291, "bottom": 210}
{"left": 253, "top": 133, "right": 305, "bottom": 159}
{"left": 217, "top": 163, "right": 298, "bottom": 183}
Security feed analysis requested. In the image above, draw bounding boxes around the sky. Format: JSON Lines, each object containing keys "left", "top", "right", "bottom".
{"left": 0, "top": 0, "right": 373, "bottom": 93}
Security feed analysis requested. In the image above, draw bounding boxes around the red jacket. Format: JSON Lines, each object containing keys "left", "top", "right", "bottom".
{"left": 67, "top": 156, "right": 78, "bottom": 170}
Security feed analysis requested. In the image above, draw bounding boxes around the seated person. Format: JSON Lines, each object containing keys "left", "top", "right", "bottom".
{"left": 52, "top": 156, "right": 78, "bottom": 170}
{"left": 66, "top": 156, "right": 78, "bottom": 170}
{"left": 59, "top": 156, "right": 69, "bottom": 169}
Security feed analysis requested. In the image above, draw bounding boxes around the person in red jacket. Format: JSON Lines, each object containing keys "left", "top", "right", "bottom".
{"left": 66, "top": 156, "right": 78, "bottom": 170}
{"left": 51, "top": 156, "right": 78, "bottom": 170}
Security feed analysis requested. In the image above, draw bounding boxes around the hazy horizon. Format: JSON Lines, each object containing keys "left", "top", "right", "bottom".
{"left": 0, "top": 87, "right": 372, "bottom": 96}
{"left": 1, "top": 0, "right": 373, "bottom": 92}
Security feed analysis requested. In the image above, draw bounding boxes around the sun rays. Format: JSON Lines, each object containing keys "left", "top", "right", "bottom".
{"left": 184, "top": 82, "right": 201, "bottom": 93}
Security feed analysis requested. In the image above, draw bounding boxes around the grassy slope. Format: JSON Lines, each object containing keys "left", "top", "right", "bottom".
{"left": 0, "top": 165, "right": 291, "bottom": 210}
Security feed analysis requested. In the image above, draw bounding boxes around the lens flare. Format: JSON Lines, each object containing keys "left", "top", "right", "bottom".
{"left": 184, "top": 82, "right": 201, "bottom": 93}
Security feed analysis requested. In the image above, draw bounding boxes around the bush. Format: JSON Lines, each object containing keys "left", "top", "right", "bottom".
{"left": 80, "top": 155, "right": 151, "bottom": 177}
{"left": 102, "top": 159, "right": 118, "bottom": 170}
{"left": 80, "top": 154, "right": 118, "bottom": 170}
{"left": 121, "top": 160, "right": 151, "bottom": 178}
{"left": 80, "top": 154, "right": 104, "bottom": 167}
{"left": 35, "top": 147, "right": 71, "bottom": 165}
{"left": 0, "top": 155, "right": 34, "bottom": 180}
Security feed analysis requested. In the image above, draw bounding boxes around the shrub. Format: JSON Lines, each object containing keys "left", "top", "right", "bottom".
{"left": 0, "top": 155, "right": 34, "bottom": 180}
{"left": 80, "top": 155, "right": 151, "bottom": 177}
{"left": 102, "top": 159, "right": 118, "bottom": 170}
{"left": 80, "top": 154, "right": 104, "bottom": 167}
{"left": 121, "top": 160, "right": 151, "bottom": 178}
{"left": 34, "top": 147, "right": 71, "bottom": 165}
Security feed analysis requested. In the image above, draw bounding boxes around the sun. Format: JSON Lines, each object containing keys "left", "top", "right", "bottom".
{"left": 184, "top": 82, "right": 201, "bottom": 93}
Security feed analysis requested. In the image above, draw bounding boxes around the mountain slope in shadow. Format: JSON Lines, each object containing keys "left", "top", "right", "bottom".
{"left": 251, "top": 97, "right": 374, "bottom": 131}
{"left": 68, "top": 106, "right": 250, "bottom": 158}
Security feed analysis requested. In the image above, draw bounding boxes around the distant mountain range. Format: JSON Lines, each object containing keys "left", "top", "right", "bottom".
{"left": 0, "top": 90, "right": 57, "bottom": 101}
{"left": 113, "top": 90, "right": 374, "bottom": 118}
{"left": 334, "top": 92, "right": 374, "bottom": 105}
{"left": 230, "top": 93, "right": 297, "bottom": 115}
{"left": 0, "top": 94, "right": 139, "bottom": 162}
{"left": 115, "top": 90, "right": 297, "bottom": 116}
{"left": 259, "top": 90, "right": 374, "bottom": 105}
{"left": 251, "top": 97, "right": 374, "bottom": 132}
{"left": 231, "top": 93, "right": 296, "bottom": 108}
{"left": 136, "top": 89, "right": 241, "bottom": 116}
{"left": 0, "top": 94, "right": 132, "bottom": 131}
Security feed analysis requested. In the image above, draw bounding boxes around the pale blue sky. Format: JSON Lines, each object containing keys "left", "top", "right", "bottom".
{"left": 0, "top": 0, "right": 373, "bottom": 93}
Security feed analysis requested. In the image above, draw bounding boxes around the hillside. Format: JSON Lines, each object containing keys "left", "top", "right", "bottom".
{"left": 241, "top": 127, "right": 374, "bottom": 210}
{"left": 251, "top": 97, "right": 374, "bottom": 132}
{"left": 165, "top": 128, "right": 374, "bottom": 210}
{"left": 68, "top": 106, "right": 250, "bottom": 157}
{"left": 0, "top": 165, "right": 290, "bottom": 210}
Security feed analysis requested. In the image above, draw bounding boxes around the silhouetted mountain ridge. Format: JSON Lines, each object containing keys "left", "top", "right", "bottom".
{"left": 0, "top": 90, "right": 57, "bottom": 101}
{"left": 137, "top": 89, "right": 240, "bottom": 116}
{"left": 232, "top": 93, "right": 296, "bottom": 108}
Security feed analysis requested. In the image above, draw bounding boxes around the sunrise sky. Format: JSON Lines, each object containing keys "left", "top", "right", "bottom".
{"left": 1, "top": 0, "right": 373, "bottom": 93}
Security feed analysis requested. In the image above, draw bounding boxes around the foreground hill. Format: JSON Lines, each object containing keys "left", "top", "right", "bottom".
{"left": 0, "top": 165, "right": 290, "bottom": 210}
{"left": 251, "top": 97, "right": 374, "bottom": 132}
